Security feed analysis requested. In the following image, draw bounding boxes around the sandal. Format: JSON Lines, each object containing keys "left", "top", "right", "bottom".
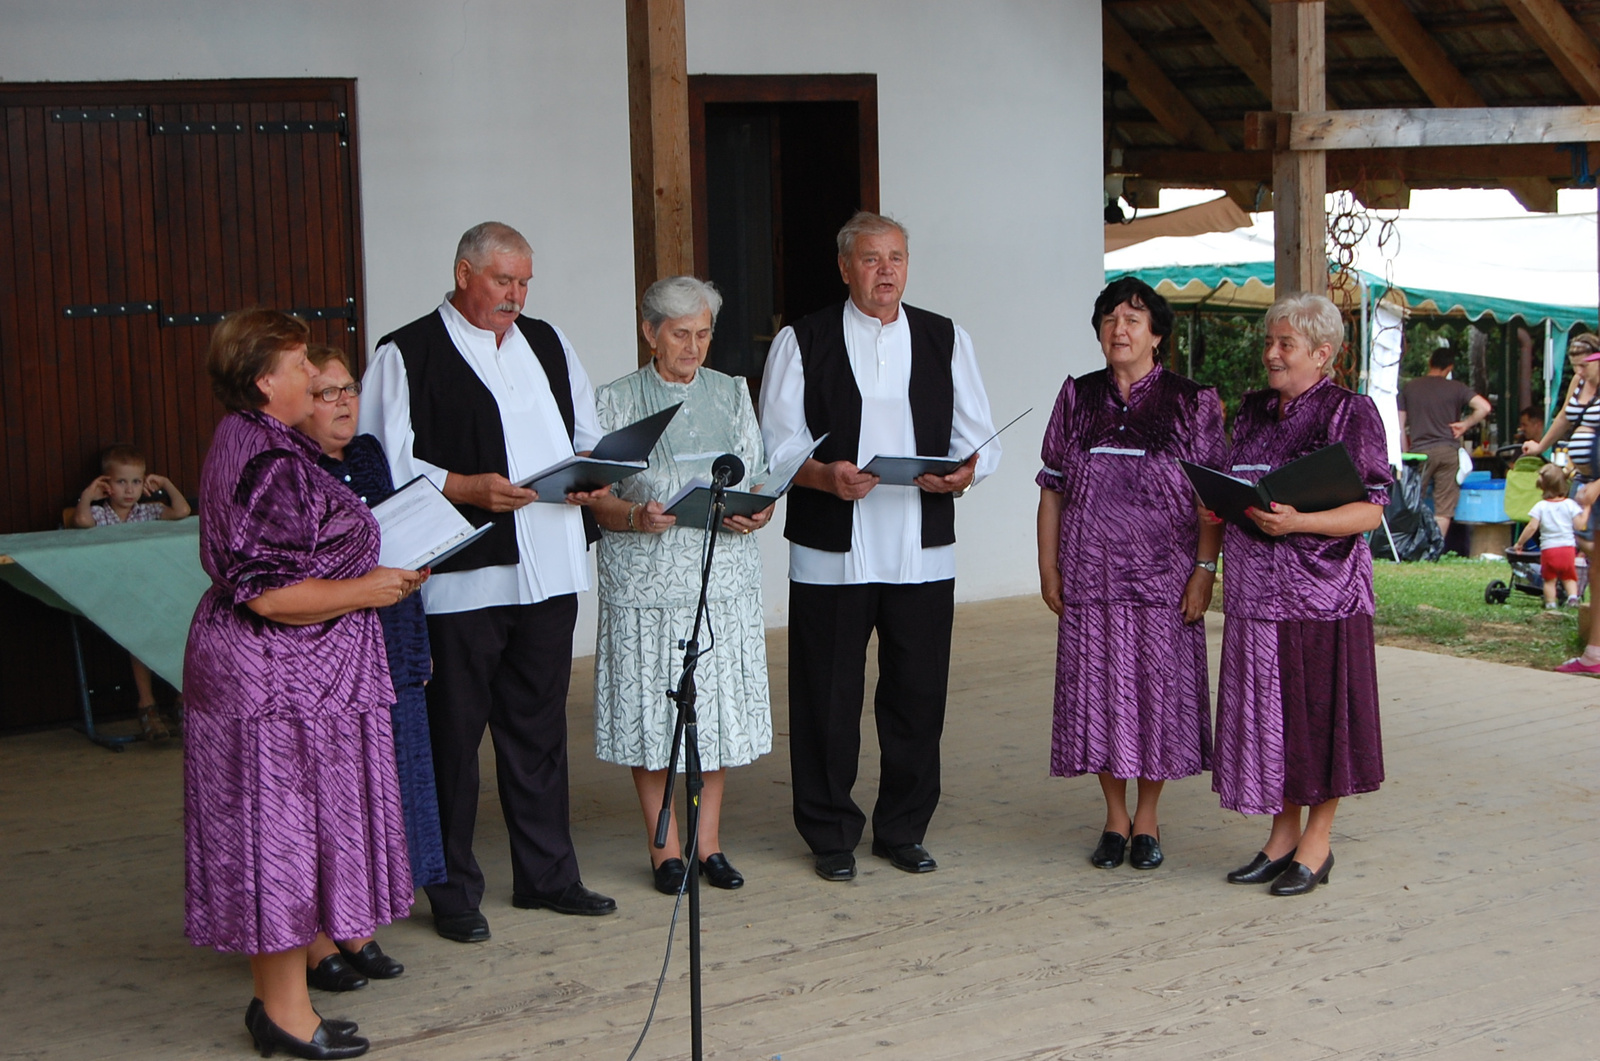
{"left": 138, "top": 706, "right": 170, "bottom": 743}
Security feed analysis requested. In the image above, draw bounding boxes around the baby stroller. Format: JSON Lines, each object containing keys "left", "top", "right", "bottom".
{"left": 1484, "top": 451, "right": 1587, "bottom": 604}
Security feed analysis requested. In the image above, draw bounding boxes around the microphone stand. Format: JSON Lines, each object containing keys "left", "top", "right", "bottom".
{"left": 655, "top": 469, "right": 732, "bottom": 1061}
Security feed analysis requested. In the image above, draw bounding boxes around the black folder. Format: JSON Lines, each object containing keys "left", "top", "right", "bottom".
{"left": 860, "top": 408, "right": 1031, "bottom": 486}
{"left": 516, "top": 403, "right": 682, "bottom": 501}
{"left": 1179, "top": 443, "right": 1369, "bottom": 529}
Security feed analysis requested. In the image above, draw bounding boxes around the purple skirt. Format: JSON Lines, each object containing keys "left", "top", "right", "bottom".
{"left": 1050, "top": 602, "right": 1212, "bottom": 780}
{"left": 1213, "top": 613, "right": 1384, "bottom": 815}
{"left": 184, "top": 708, "right": 414, "bottom": 954}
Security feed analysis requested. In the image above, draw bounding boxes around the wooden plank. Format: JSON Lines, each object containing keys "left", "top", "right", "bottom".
{"left": 1105, "top": 10, "right": 1231, "bottom": 153}
{"left": 1503, "top": 0, "right": 1600, "bottom": 106}
{"left": 1118, "top": 143, "right": 1590, "bottom": 182}
{"left": 1289, "top": 104, "right": 1600, "bottom": 150}
{"left": 626, "top": 0, "right": 693, "bottom": 366}
{"left": 1189, "top": 0, "right": 1274, "bottom": 99}
{"left": 1273, "top": 0, "right": 1326, "bottom": 297}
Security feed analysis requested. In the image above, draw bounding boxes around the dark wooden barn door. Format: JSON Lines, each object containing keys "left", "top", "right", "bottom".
{"left": 0, "top": 79, "right": 364, "bottom": 729}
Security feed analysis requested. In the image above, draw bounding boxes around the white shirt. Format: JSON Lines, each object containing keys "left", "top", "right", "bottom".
{"left": 1529, "top": 497, "right": 1583, "bottom": 551}
{"left": 760, "top": 299, "right": 999, "bottom": 585}
{"left": 358, "top": 297, "right": 602, "bottom": 614}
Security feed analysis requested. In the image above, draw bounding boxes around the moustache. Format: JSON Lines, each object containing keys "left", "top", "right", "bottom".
{"left": 495, "top": 302, "right": 519, "bottom": 314}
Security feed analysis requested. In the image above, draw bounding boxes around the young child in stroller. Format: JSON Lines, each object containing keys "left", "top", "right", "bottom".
{"left": 1512, "top": 464, "right": 1585, "bottom": 609}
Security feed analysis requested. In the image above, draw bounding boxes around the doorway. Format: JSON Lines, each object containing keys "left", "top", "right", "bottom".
{"left": 690, "top": 75, "right": 878, "bottom": 395}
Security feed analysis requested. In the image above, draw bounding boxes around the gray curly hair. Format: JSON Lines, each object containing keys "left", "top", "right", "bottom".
{"left": 1264, "top": 292, "right": 1344, "bottom": 362}
{"left": 641, "top": 276, "right": 723, "bottom": 328}
{"left": 454, "top": 221, "right": 532, "bottom": 270}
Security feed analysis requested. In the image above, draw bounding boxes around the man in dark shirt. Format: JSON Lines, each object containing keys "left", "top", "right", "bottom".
{"left": 1398, "top": 345, "right": 1492, "bottom": 541}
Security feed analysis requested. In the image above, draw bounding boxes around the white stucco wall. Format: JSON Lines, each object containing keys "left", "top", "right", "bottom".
{"left": 0, "top": 0, "right": 1104, "bottom": 651}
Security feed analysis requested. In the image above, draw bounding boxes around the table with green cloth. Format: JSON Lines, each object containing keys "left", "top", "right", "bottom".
{"left": 0, "top": 519, "right": 206, "bottom": 695}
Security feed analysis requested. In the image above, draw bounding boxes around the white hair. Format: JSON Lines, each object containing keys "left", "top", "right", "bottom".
{"left": 454, "top": 221, "right": 532, "bottom": 270}
{"left": 641, "top": 276, "right": 723, "bottom": 327}
{"left": 836, "top": 211, "right": 909, "bottom": 258}
{"left": 1265, "top": 292, "right": 1345, "bottom": 359}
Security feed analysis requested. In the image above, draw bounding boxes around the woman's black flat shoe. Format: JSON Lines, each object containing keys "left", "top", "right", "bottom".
{"left": 1269, "top": 851, "right": 1334, "bottom": 896}
{"left": 306, "top": 954, "right": 368, "bottom": 992}
{"left": 653, "top": 858, "right": 688, "bottom": 895}
{"left": 1089, "top": 830, "right": 1129, "bottom": 869}
{"left": 337, "top": 941, "right": 404, "bottom": 979}
{"left": 247, "top": 999, "right": 356, "bottom": 1038}
{"left": 246, "top": 1004, "right": 368, "bottom": 1059}
{"left": 698, "top": 852, "right": 745, "bottom": 889}
{"left": 1226, "top": 849, "right": 1298, "bottom": 885}
{"left": 1129, "top": 833, "right": 1163, "bottom": 870}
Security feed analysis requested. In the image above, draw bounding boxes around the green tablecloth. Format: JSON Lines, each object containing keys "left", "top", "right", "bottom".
{"left": 0, "top": 519, "right": 208, "bottom": 690}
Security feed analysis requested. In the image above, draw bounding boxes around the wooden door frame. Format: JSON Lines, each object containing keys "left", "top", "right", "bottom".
{"left": 687, "top": 74, "right": 879, "bottom": 282}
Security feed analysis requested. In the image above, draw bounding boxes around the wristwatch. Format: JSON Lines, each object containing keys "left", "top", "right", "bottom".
{"left": 1194, "top": 559, "right": 1218, "bottom": 574}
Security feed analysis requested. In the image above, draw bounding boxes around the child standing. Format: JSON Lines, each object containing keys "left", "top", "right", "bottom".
{"left": 1512, "top": 463, "right": 1584, "bottom": 609}
{"left": 71, "top": 444, "right": 191, "bottom": 741}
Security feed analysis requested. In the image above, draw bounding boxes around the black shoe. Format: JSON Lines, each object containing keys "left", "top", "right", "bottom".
{"left": 653, "top": 858, "right": 688, "bottom": 895}
{"left": 813, "top": 850, "right": 857, "bottom": 881}
{"left": 246, "top": 1004, "right": 369, "bottom": 1059}
{"left": 698, "top": 852, "right": 745, "bottom": 889}
{"left": 247, "top": 1000, "right": 356, "bottom": 1039}
{"left": 1269, "top": 851, "right": 1334, "bottom": 896}
{"left": 1089, "top": 830, "right": 1129, "bottom": 869}
{"left": 1129, "top": 833, "right": 1163, "bottom": 870}
{"left": 433, "top": 909, "right": 491, "bottom": 943}
{"left": 870, "top": 839, "right": 938, "bottom": 873}
{"left": 512, "top": 881, "right": 618, "bottom": 916}
{"left": 1226, "top": 849, "right": 1298, "bottom": 885}
{"left": 336, "top": 941, "right": 403, "bottom": 979}
{"left": 305, "top": 954, "right": 368, "bottom": 993}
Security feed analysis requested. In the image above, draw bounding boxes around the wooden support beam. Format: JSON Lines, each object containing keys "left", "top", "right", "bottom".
{"left": 1503, "top": 0, "right": 1600, "bottom": 105}
{"left": 1273, "top": 0, "right": 1327, "bottom": 297}
{"left": 1117, "top": 143, "right": 1587, "bottom": 184}
{"left": 1189, "top": 0, "right": 1274, "bottom": 99}
{"left": 626, "top": 0, "right": 693, "bottom": 365}
{"left": 1345, "top": 0, "right": 1558, "bottom": 210}
{"left": 1286, "top": 105, "right": 1600, "bottom": 149}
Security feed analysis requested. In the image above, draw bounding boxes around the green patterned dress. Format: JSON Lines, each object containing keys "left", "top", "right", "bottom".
{"left": 592, "top": 364, "right": 773, "bottom": 771}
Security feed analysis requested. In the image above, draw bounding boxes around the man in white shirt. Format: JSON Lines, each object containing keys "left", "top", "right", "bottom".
{"left": 760, "top": 212, "right": 999, "bottom": 881}
{"left": 360, "top": 222, "right": 616, "bottom": 942}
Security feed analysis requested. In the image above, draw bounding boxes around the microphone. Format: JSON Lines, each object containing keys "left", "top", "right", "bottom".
{"left": 711, "top": 453, "right": 745, "bottom": 489}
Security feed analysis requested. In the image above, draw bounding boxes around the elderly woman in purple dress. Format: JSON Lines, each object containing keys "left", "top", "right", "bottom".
{"left": 184, "top": 309, "right": 427, "bottom": 1059}
{"left": 1212, "top": 293, "right": 1390, "bottom": 897}
{"left": 1036, "top": 277, "right": 1224, "bottom": 871}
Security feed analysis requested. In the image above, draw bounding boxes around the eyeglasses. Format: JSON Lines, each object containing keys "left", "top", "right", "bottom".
{"left": 314, "top": 382, "right": 362, "bottom": 403}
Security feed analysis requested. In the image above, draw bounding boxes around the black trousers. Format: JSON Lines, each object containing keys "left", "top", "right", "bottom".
{"left": 423, "top": 595, "right": 580, "bottom": 915}
{"left": 787, "top": 578, "right": 955, "bottom": 854}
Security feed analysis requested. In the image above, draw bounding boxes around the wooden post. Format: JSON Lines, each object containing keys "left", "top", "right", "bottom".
{"left": 626, "top": 0, "right": 693, "bottom": 365}
{"left": 1272, "top": 1, "right": 1327, "bottom": 298}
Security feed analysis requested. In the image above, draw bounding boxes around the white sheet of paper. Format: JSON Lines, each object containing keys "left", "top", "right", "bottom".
{"left": 371, "top": 477, "right": 491, "bottom": 570}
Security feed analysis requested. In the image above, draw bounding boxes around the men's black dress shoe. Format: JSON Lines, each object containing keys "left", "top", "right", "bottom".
{"left": 1090, "top": 830, "right": 1129, "bottom": 869}
{"left": 1269, "top": 851, "right": 1334, "bottom": 896}
{"left": 1226, "top": 849, "right": 1298, "bottom": 885}
{"left": 247, "top": 999, "right": 357, "bottom": 1038}
{"left": 653, "top": 858, "right": 688, "bottom": 895}
{"left": 306, "top": 954, "right": 368, "bottom": 992}
{"left": 512, "top": 881, "right": 618, "bottom": 915}
{"left": 433, "top": 909, "right": 491, "bottom": 943}
{"left": 698, "top": 852, "right": 745, "bottom": 889}
{"left": 1129, "top": 833, "right": 1164, "bottom": 870}
{"left": 247, "top": 1003, "right": 369, "bottom": 1059}
{"left": 337, "top": 941, "right": 404, "bottom": 979}
{"left": 871, "top": 839, "right": 937, "bottom": 873}
{"left": 813, "top": 851, "right": 857, "bottom": 881}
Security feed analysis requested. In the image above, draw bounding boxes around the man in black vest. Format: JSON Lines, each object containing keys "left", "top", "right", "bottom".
{"left": 359, "top": 222, "right": 616, "bottom": 942}
{"left": 759, "top": 212, "right": 1000, "bottom": 882}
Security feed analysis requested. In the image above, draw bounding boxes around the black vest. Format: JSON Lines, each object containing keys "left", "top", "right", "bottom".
{"left": 785, "top": 302, "right": 957, "bottom": 552}
{"left": 379, "top": 311, "right": 595, "bottom": 574}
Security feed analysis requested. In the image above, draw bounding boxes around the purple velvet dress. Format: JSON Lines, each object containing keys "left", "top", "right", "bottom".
{"left": 1037, "top": 366, "right": 1225, "bottom": 780}
{"left": 183, "top": 410, "right": 413, "bottom": 955}
{"left": 1213, "top": 377, "right": 1391, "bottom": 816}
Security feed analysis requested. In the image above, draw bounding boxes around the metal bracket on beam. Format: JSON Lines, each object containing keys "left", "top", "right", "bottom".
{"left": 61, "top": 302, "right": 159, "bottom": 319}
{"left": 52, "top": 107, "right": 148, "bottom": 123}
{"left": 150, "top": 121, "right": 247, "bottom": 135}
{"left": 255, "top": 120, "right": 347, "bottom": 135}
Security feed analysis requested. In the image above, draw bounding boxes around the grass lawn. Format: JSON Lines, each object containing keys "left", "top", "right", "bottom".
{"left": 1368, "top": 556, "right": 1585, "bottom": 670}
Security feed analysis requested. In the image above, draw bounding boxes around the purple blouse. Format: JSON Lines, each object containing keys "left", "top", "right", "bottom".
{"left": 1037, "top": 365, "right": 1226, "bottom": 604}
{"left": 184, "top": 410, "right": 394, "bottom": 719}
{"left": 1221, "top": 377, "right": 1392, "bottom": 621}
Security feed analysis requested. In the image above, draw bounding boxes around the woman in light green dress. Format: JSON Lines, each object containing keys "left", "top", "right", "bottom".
{"left": 582, "top": 276, "right": 773, "bottom": 895}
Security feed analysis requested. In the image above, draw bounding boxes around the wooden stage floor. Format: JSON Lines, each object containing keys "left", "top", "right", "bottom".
{"left": 2, "top": 598, "right": 1597, "bottom": 1060}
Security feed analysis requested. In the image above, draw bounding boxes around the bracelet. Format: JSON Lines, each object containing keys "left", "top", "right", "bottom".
{"left": 627, "top": 503, "right": 642, "bottom": 532}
